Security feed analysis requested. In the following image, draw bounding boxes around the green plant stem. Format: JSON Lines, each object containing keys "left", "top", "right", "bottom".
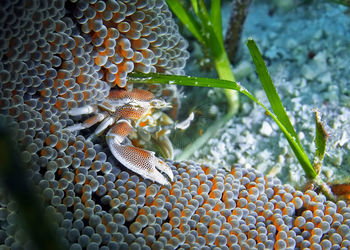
{"left": 214, "top": 52, "right": 239, "bottom": 115}
{"left": 166, "top": 0, "right": 203, "bottom": 43}
{"left": 166, "top": 0, "right": 240, "bottom": 160}
{"left": 246, "top": 38, "right": 317, "bottom": 179}
{"left": 178, "top": 50, "right": 238, "bottom": 160}
{"left": 165, "top": 0, "right": 239, "bottom": 111}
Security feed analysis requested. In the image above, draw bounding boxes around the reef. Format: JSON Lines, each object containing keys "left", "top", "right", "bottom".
{"left": 0, "top": 0, "right": 350, "bottom": 249}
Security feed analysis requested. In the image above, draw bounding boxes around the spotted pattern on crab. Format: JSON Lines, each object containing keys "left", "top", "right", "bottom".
{"left": 107, "top": 120, "right": 173, "bottom": 186}
{"left": 65, "top": 88, "right": 173, "bottom": 185}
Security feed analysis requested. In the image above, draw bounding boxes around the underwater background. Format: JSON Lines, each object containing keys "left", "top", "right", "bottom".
{"left": 0, "top": 0, "right": 350, "bottom": 249}
{"left": 180, "top": 0, "right": 350, "bottom": 187}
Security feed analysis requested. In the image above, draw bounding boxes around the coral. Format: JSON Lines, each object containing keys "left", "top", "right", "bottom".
{"left": 0, "top": 0, "right": 349, "bottom": 249}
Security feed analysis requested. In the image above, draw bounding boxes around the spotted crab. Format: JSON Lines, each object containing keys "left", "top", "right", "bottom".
{"left": 65, "top": 88, "right": 175, "bottom": 185}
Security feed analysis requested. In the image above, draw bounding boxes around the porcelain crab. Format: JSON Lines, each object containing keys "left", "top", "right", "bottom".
{"left": 65, "top": 88, "right": 174, "bottom": 185}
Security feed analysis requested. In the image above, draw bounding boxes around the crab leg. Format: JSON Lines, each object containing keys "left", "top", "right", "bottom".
{"left": 154, "top": 130, "right": 174, "bottom": 160}
{"left": 98, "top": 101, "right": 116, "bottom": 113}
{"left": 106, "top": 120, "right": 174, "bottom": 185}
{"left": 87, "top": 116, "right": 115, "bottom": 140}
{"left": 68, "top": 105, "right": 97, "bottom": 116}
{"left": 65, "top": 113, "right": 107, "bottom": 132}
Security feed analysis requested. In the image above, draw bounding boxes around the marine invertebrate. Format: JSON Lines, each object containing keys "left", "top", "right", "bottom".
{"left": 97, "top": 161, "right": 350, "bottom": 249}
{"left": 72, "top": 0, "right": 189, "bottom": 88}
{"left": 63, "top": 0, "right": 190, "bottom": 183}
{"left": 1, "top": 0, "right": 350, "bottom": 249}
{"left": 0, "top": 0, "right": 187, "bottom": 248}
{"left": 65, "top": 88, "right": 174, "bottom": 185}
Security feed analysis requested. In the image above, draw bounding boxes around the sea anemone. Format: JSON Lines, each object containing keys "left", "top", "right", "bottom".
{"left": 0, "top": 0, "right": 349, "bottom": 249}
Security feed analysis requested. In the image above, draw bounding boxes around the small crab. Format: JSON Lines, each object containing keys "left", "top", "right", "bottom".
{"left": 65, "top": 88, "right": 174, "bottom": 185}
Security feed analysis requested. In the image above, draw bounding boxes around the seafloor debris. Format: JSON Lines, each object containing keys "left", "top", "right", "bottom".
{"left": 0, "top": 0, "right": 350, "bottom": 249}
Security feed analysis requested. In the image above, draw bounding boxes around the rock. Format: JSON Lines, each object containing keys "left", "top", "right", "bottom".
{"left": 301, "top": 64, "right": 318, "bottom": 80}
{"left": 259, "top": 121, "right": 273, "bottom": 137}
{"left": 234, "top": 60, "right": 252, "bottom": 80}
{"left": 317, "top": 72, "right": 332, "bottom": 84}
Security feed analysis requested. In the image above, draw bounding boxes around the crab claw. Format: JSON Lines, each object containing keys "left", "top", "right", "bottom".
{"left": 154, "top": 132, "right": 174, "bottom": 160}
{"left": 106, "top": 120, "right": 173, "bottom": 185}
{"left": 153, "top": 156, "right": 174, "bottom": 182}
